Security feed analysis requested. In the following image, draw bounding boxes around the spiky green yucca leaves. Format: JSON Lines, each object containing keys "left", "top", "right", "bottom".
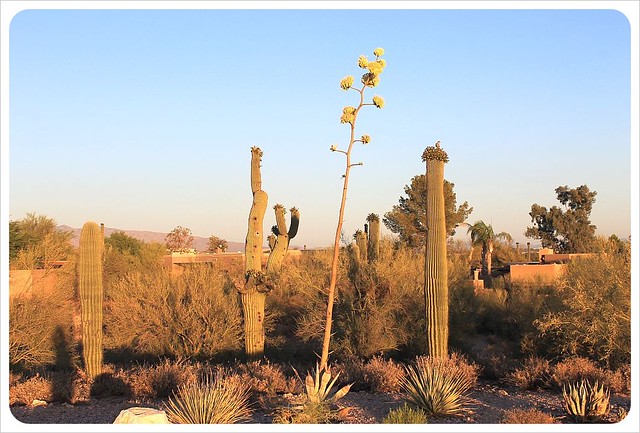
{"left": 78, "top": 221, "right": 103, "bottom": 379}
{"left": 562, "top": 380, "right": 611, "bottom": 422}
{"left": 422, "top": 141, "right": 449, "bottom": 358}
{"left": 165, "top": 373, "right": 253, "bottom": 424}
{"left": 400, "top": 356, "right": 474, "bottom": 417}
{"left": 296, "top": 363, "right": 352, "bottom": 405}
{"left": 383, "top": 404, "right": 429, "bottom": 424}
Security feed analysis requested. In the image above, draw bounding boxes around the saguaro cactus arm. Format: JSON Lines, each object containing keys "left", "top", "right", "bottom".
{"left": 266, "top": 205, "right": 300, "bottom": 273}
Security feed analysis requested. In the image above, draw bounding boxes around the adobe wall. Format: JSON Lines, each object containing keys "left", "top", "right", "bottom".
{"left": 510, "top": 263, "right": 567, "bottom": 284}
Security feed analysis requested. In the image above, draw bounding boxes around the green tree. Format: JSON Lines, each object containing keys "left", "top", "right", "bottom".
{"left": 383, "top": 175, "right": 472, "bottom": 247}
{"left": 9, "top": 213, "right": 73, "bottom": 269}
{"left": 165, "top": 226, "right": 195, "bottom": 253}
{"left": 105, "top": 231, "right": 144, "bottom": 256}
{"left": 466, "top": 220, "right": 512, "bottom": 287}
{"left": 103, "top": 232, "right": 165, "bottom": 286}
{"left": 525, "top": 185, "right": 597, "bottom": 253}
{"left": 207, "top": 235, "right": 228, "bottom": 253}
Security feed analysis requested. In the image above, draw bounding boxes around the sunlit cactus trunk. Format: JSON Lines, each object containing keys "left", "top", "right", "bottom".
{"left": 240, "top": 147, "right": 298, "bottom": 359}
{"left": 355, "top": 229, "right": 368, "bottom": 263}
{"left": 78, "top": 221, "right": 104, "bottom": 379}
{"left": 241, "top": 147, "right": 269, "bottom": 359}
{"left": 422, "top": 142, "right": 449, "bottom": 358}
{"left": 366, "top": 213, "right": 380, "bottom": 263}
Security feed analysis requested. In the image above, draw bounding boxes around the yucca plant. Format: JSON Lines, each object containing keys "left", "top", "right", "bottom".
{"left": 295, "top": 362, "right": 353, "bottom": 404}
{"left": 164, "top": 373, "right": 253, "bottom": 424}
{"left": 383, "top": 404, "right": 429, "bottom": 424}
{"left": 562, "top": 379, "right": 610, "bottom": 422}
{"left": 400, "top": 357, "right": 474, "bottom": 417}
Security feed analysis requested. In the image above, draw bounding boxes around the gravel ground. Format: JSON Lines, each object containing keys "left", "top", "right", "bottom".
{"left": 8, "top": 379, "right": 631, "bottom": 426}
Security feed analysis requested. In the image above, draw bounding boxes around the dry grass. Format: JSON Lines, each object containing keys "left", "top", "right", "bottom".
{"left": 383, "top": 404, "right": 429, "bottom": 424}
{"left": 362, "top": 355, "right": 405, "bottom": 393}
{"left": 501, "top": 408, "right": 556, "bottom": 424}
{"left": 235, "top": 360, "right": 300, "bottom": 396}
{"left": 505, "top": 356, "right": 552, "bottom": 390}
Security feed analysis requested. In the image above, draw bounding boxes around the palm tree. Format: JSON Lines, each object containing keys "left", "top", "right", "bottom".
{"left": 466, "top": 221, "right": 512, "bottom": 287}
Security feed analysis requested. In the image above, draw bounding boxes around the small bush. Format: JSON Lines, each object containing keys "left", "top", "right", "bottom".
{"left": 383, "top": 404, "right": 429, "bottom": 424}
{"left": 144, "top": 358, "right": 198, "bottom": 399}
{"left": 164, "top": 373, "right": 253, "bottom": 424}
{"left": 362, "top": 355, "right": 405, "bottom": 393}
{"left": 551, "top": 357, "right": 623, "bottom": 393}
{"left": 400, "top": 354, "right": 477, "bottom": 417}
{"left": 501, "top": 408, "right": 556, "bottom": 424}
{"left": 236, "top": 360, "right": 299, "bottom": 396}
{"left": 272, "top": 401, "right": 337, "bottom": 424}
{"left": 505, "top": 357, "right": 552, "bottom": 390}
{"left": 562, "top": 379, "right": 611, "bottom": 422}
{"left": 8, "top": 373, "right": 51, "bottom": 406}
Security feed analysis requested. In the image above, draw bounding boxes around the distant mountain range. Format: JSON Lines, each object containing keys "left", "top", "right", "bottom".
{"left": 57, "top": 225, "right": 246, "bottom": 252}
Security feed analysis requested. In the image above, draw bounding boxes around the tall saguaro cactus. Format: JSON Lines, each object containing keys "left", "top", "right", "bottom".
{"left": 239, "top": 147, "right": 299, "bottom": 358}
{"left": 240, "top": 147, "right": 270, "bottom": 358}
{"left": 366, "top": 213, "right": 381, "bottom": 263}
{"left": 78, "top": 221, "right": 104, "bottom": 379}
{"left": 422, "top": 141, "right": 449, "bottom": 358}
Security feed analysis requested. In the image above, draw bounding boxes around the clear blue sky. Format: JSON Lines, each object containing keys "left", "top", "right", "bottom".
{"left": 4, "top": 3, "right": 636, "bottom": 249}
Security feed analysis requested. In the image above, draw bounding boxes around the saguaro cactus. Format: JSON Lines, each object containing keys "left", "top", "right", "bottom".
{"left": 78, "top": 221, "right": 104, "bottom": 378}
{"left": 240, "top": 147, "right": 270, "bottom": 358}
{"left": 422, "top": 141, "right": 449, "bottom": 358}
{"left": 366, "top": 213, "right": 381, "bottom": 263}
{"left": 239, "top": 147, "right": 299, "bottom": 358}
{"left": 266, "top": 205, "right": 300, "bottom": 273}
{"left": 354, "top": 229, "right": 368, "bottom": 263}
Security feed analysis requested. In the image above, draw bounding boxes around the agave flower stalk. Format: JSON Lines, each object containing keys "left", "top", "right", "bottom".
{"left": 320, "top": 48, "right": 387, "bottom": 370}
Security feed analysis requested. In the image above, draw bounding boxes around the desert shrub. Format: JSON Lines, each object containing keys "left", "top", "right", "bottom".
{"left": 383, "top": 404, "right": 429, "bottom": 424}
{"left": 293, "top": 240, "right": 425, "bottom": 360}
{"left": 562, "top": 379, "right": 611, "bottom": 422}
{"left": 361, "top": 355, "right": 405, "bottom": 393}
{"left": 8, "top": 373, "right": 52, "bottom": 405}
{"left": 235, "top": 360, "right": 299, "bottom": 396}
{"left": 273, "top": 401, "right": 338, "bottom": 424}
{"left": 501, "top": 408, "right": 556, "bottom": 424}
{"left": 88, "top": 364, "right": 133, "bottom": 398}
{"left": 400, "top": 353, "right": 478, "bottom": 417}
{"left": 104, "top": 265, "right": 243, "bottom": 359}
{"left": 9, "top": 266, "right": 76, "bottom": 370}
{"left": 550, "top": 357, "right": 624, "bottom": 394}
{"left": 533, "top": 242, "right": 630, "bottom": 369}
{"left": 331, "top": 355, "right": 366, "bottom": 391}
{"left": 164, "top": 372, "right": 253, "bottom": 424}
{"left": 504, "top": 356, "right": 552, "bottom": 390}
{"left": 131, "top": 358, "right": 199, "bottom": 399}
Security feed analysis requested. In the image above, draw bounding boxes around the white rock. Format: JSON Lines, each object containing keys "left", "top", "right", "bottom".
{"left": 31, "top": 399, "right": 47, "bottom": 407}
{"left": 113, "top": 407, "right": 170, "bottom": 424}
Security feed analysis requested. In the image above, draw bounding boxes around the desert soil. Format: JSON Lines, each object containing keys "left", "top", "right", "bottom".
{"left": 9, "top": 379, "right": 630, "bottom": 426}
